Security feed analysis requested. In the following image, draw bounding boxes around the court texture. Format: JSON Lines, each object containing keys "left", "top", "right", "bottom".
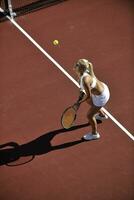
{"left": 0, "top": 0, "right": 134, "bottom": 200}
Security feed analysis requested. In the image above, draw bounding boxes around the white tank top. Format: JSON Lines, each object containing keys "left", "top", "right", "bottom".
{"left": 80, "top": 72, "right": 97, "bottom": 93}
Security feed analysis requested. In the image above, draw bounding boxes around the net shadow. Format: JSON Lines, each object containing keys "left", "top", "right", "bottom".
{"left": 0, "top": 0, "right": 66, "bottom": 22}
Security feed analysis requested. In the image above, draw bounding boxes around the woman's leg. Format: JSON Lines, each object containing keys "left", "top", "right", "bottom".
{"left": 95, "top": 108, "right": 108, "bottom": 121}
{"left": 87, "top": 105, "right": 101, "bottom": 135}
{"left": 98, "top": 108, "right": 106, "bottom": 117}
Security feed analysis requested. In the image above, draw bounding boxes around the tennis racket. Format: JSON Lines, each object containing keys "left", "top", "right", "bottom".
{"left": 61, "top": 102, "right": 80, "bottom": 129}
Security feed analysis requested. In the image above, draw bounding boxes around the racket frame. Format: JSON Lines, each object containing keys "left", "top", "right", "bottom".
{"left": 61, "top": 103, "right": 80, "bottom": 129}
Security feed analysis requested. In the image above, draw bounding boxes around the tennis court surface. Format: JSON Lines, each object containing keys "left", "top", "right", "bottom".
{"left": 0, "top": 0, "right": 134, "bottom": 200}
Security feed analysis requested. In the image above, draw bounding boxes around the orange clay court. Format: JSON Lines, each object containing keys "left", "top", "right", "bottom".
{"left": 0, "top": 0, "right": 134, "bottom": 200}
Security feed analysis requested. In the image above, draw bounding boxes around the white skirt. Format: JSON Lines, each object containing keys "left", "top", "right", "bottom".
{"left": 91, "top": 83, "right": 110, "bottom": 107}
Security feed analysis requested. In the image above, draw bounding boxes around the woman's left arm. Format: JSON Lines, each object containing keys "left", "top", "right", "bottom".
{"left": 83, "top": 76, "right": 92, "bottom": 98}
{"left": 76, "top": 76, "right": 92, "bottom": 105}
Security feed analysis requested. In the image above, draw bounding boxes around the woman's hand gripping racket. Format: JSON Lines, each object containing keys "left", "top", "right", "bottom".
{"left": 61, "top": 102, "right": 80, "bottom": 129}
{"left": 61, "top": 91, "right": 85, "bottom": 129}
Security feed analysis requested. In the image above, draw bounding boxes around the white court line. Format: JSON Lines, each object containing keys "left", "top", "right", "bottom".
{"left": 0, "top": 8, "right": 134, "bottom": 141}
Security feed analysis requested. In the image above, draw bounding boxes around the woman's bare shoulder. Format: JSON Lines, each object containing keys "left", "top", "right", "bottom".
{"left": 83, "top": 74, "right": 92, "bottom": 84}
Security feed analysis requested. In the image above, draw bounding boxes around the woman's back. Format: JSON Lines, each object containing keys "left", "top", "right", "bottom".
{"left": 80, "top": 72, "right": 104, "bottom": 95}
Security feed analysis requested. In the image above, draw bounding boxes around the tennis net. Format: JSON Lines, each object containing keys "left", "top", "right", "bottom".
{"left": 0, "top": 0, "right": 65, "bottom": 21}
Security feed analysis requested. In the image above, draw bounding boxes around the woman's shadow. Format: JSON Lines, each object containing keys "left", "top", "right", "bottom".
{"left": 0, "top": 121, "right": 101, "bottom": 166}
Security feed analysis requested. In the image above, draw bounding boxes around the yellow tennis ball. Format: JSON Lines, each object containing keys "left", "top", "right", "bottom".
{"left": 53, "top": 40, "right": 59, "bottom": 45}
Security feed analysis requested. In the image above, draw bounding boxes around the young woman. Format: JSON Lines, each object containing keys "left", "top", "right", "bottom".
{"left": 74, "top": 59, "right": 110, "bottom": 141}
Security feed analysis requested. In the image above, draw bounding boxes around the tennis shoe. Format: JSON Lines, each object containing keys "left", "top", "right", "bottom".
{"left": 95, "top": 114, "right": 108, "bottom": 121}
{"left": 83, "top": 132, "right": 100, "bottom": 141}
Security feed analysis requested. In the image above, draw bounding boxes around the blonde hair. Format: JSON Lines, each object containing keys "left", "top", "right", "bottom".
{"left": 75, "top": 59, "right": 95, "bottom": 76}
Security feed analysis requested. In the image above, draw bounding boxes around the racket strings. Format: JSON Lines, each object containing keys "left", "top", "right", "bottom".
{"left": 61, "top": 107, "right": 76, "bottom": 129}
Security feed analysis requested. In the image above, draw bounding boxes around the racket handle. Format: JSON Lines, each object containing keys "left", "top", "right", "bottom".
{"left": 75, "top": 91, "right": 85, "bottom": 107}
{"left": 73, "top": 102, "right": 80, "bottom": 111}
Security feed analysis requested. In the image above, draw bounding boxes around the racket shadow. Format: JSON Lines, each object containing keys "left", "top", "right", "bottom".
{"left": 0, "top": 121, "right": 101, "bottom": 166}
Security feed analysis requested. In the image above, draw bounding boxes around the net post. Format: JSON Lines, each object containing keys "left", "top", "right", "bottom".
{"left": 6, "top": 0, "right": 16, "bottom": 19}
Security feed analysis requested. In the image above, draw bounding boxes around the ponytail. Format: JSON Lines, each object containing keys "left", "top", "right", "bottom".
{"left": 87, "top": 62, "right": 95, "bottom": 77}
